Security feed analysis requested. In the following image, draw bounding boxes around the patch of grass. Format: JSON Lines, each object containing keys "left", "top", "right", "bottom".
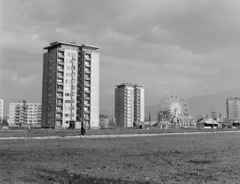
{"left": 0, "top": 133, "right": 240, "bottom": 183}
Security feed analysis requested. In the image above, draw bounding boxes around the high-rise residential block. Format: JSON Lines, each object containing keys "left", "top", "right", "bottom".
{"left": 0, "top": 99, "right": 3, "bottom": 124}
{"left": 8, "top": 101, "right": 41, "bottom": 127}
{"left": 41, "top": 41, "right": 100, "bottom": 129}
{"left": 115, "top": 83, "right": 144, "bottom": 127}
{"left": 226, "top": 97, "right": 240, "bottom": 119}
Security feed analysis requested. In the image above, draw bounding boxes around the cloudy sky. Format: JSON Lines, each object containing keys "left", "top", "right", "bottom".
{"left": 1, "top": 0, "right": 240, "bottom": 114}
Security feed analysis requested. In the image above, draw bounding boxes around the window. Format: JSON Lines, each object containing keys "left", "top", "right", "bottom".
{"left": 65, "top": 107, "right": 70, "bottom": 110}
{"left": 85, "top": 54, "right": 91, "bottom": 60}
{"left": 65, "top": 79, "right": 71, "bottom": 83}
{"left": 48, "top": 60, "right": 53, "bottom": 65}
{"left": 48, "top": 73, "right": 52, "bottom": 78}
{"left": 47, "top": 100, "right": 52, "bottom": 104}
{"left": 46, "top": 120, "right": 51, "bottom": 124}
{"left": 46, "top": 113, "right": 51, "bottom": 117}
{"left": 47, "top": 80, "right": 52, "bottom": 84}
{"left": 65, "top": 114, "right": 69, "bottom": 117}
{"left": 65, "top": 86, "right": 71, "bottom": 90}
{"left": 65, "top": 100, "right": 71, "bottom": 103}
{"left": 65, "top": 93, "right": 70, "bottom": 96}
{"left": 48, "top": 93, "right": 52, "bottom": 97}
{"left": 66, "top": 59, "right": 72, "bottom": 63}
{"left": 48, "top": 66, "right": 53, "bottom": 71}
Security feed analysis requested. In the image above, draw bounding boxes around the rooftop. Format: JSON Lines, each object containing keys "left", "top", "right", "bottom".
{"left": 43, "top": 41, "right": 100, "bottom": 50}
{"left": 116, "top": 83, "right": 144, "bottom": 88}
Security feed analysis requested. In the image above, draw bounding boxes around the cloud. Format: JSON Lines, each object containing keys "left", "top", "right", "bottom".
{"left": 1, "top": 0, "right": 240, "bottom": 113}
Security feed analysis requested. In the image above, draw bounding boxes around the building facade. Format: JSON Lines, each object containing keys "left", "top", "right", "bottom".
{"left": 226, "top": 97, "right": 240, "bottom": 119}
{"left": 115, "top": 83, "right": 144, "bottom": 127}
{"left": 8, "top": 101, "right": 41, "bottom": 127}
{"left": 0, "top": 99, "right": 3, "bottom": 124}
{"left": 41, "top": 41, "right": 100, "bottom": 129}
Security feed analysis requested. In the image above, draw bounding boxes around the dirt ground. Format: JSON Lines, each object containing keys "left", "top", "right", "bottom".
{"left": 0, "top": 132, "right": 240, "bottom": 184}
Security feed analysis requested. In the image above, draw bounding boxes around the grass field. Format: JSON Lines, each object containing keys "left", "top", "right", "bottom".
{"left": 0, "top": 132, "right": 240, "bottom": 184}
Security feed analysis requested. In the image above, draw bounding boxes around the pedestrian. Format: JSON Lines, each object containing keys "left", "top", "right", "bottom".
{"left": 81, "top": 126, "right": 86, "bottom": 136}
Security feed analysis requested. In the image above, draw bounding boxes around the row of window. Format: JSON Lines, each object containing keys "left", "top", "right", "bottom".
{"left": 47, "top": 113, "right": 74, "bottom": 118}
{"left": 47, "top": 106, "right": 75, "bottom": 111}
{"left": 66, "top": 52, "right": 76, "bottom": 58}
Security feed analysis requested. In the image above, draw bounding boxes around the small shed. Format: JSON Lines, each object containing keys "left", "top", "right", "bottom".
{"left": 134, "top": 121, "right": 146, "bottom": 129}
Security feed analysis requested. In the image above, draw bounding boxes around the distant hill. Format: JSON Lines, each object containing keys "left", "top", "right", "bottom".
{"left": 145, "top": 87, "right": 240, "bottom": 120}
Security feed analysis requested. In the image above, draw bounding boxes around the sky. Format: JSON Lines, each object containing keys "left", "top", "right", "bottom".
{"left": 1, "top": 0, "right": 240, "bottom": 114}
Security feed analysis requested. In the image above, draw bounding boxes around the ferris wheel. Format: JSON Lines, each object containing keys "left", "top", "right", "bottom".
{"left": 159, "top": 94, "right": 190, "bottom": 122}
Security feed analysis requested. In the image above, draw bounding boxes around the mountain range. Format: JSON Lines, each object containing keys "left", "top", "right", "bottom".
{"left": 100, "top": 87, "right": 240, "bottom": 120}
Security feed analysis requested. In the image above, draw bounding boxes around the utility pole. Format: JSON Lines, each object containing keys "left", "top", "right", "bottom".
{"left": 149, "top": 112, "right": 151, "bottom": 129}
{"left": 211, "top": 110, "right": 216, "bottom": 133}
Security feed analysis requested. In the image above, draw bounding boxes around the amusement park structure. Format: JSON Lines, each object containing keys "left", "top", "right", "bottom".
{"left": 158, "top": 94, "right": 192, "bottom": 128}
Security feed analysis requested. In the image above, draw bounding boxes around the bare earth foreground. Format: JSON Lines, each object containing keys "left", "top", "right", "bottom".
{"left": 0, "top": 133, "right": 240, "bottom": 184}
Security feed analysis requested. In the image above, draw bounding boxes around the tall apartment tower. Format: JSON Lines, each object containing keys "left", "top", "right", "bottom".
{"left": 115, "top": 83, "right": 144, "bottom": 127}
{"left": 41, "top": 41, "right": 100, "bottom": 129}
{"left": 226, "top": 97, "right": 240, "bottom": 119}
{"left": 0, "top": 99, "right": 3, "bottom": 124}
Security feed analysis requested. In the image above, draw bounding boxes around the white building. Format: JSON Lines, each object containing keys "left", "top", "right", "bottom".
{"left": 41, "top": 41, "right": 100, "bottom": 129}
{"left": 0, "top": 99, "right": 3, "bottom": 124}
{"left": 226, "top": 97, "right": 240, "bottom": 119}
{"left": 8, "top": 101, "right": 41, "bottom": 127}
{"left": 115, "top": 83, "right": 145, "bottom": 127}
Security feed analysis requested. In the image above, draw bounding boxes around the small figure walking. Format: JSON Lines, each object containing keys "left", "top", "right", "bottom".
{"left": 81, "top": 126, "right": 86, "bottom": 136}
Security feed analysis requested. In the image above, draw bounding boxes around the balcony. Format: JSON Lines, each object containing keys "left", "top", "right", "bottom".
{"left": 84, "top": 103, "right": 90, "bottom": 106}
{"left": 58, "top": 68, "right": 64, "bottom": 72}
{"left": 58, "top": 48, "right": 64, "bottom": 52}
{"left": 57, "top": 102, "right": 63, "bottom": 106}
{"left": 84, "top": 96, "right": 90, "bottom": 100}
{"left": 57, "top": 95, "right": 63, "bottom": 99}
{"left": 58, "top": 61, "right": 64, "bottom": 65}
{"left": 85, "top": 56, "right": 91, "bottom": 61}
{"left": 57, "top": 81, "right": 63, "bottom": 85}
{"left": 85, "top": 70, "right": 91, "bottom": 74}
{"left": 56, "top": 108, "right": 63, "bottom": 113}
{"left": 57, "top": 88, "right": 63, "bottom": 92}
{"left": 58, "top": 54, "right": 64, "bottom": 58}
{"left": 56, "top": 116, "right": 62, "bottom": 120}
{"left": 84, "top": 116, "right": 90, "bottom": 120}
{"left": 84, "top": 90, "right": 90, "bottom": 93}
{"left": 57, "top": 75, "right": 64, "bottom": 79}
